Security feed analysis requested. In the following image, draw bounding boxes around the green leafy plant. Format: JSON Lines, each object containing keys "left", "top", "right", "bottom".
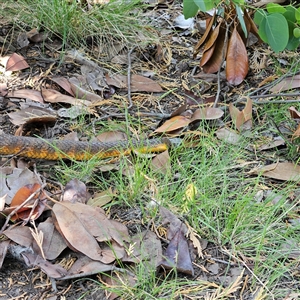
{"left": 254, "top": 3, "right": 300, "bottom": 52}
{"left": 183, "top": 0, "right": 300, "bottom": 85}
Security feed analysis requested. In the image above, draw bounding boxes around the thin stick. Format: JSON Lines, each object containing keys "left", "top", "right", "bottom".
{"left": 22, "top": 198, "right": 40, "bottom": 225}
{"left": 127, "top": 46, "right": 136, "bottom": 110}
{"left": 232, "top": 95, "right": 300, "bottom": 105}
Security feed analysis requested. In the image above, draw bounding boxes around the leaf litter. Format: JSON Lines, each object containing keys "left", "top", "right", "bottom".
{"left": 0, "top": 176, "right": 199, "bottom": 291}
{"left": 1, "top": 0, "right": 300, "bottom": 298}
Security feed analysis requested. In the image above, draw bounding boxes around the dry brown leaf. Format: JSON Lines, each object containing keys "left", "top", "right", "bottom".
{"left": 65, "top": 254, "right": 114, "bottom": 278}
{"left": 69, "top": 80, "right": 104, "bottom": 102}
{"left": 292, "top": 124, "right": 300, "bottom": 139}
{"left": 202, "top": 22, "right": 226, "bottom": 74}
{"left": 229, "top": 97, "right": 252, "bottom": 131}
{"left": 0, "top": 167, "right": 41, "bottom": 205}
{"left": 32, "top": 217, "right": 67, "bottom": 260}
{"left": 151, "top": 150, "right": 170, "bottom": 174}
{"left": 52, "top": 202, "right": 105, "bottom": 261}
{"left": 257, "top": 138, "right": 285, "bottom": 150}
{"left": 226, "top": 26, "right": 248, "bottom": 85}
{"left": 102, "top": 269, "right": 136, "bottom": 300}
{"left": 105, "top": 74, "right": 163, "bottom": 92}
{"left": 216, "top": 127, "right": 241, "bottom": 144}
{"left": 244, "top": 9, "right": 262, "bottom": 41}
{"left": 101, "top": 240, "right": 126, "bottom": 264}
{"left": 26, "top": 28, "right": 46, "bottom": 43}
{"left": 96, "top": 131, "right": 127, "bottom": 143}
{"left": 42, "top": 88, "right": 92, "bottom": 106}
{"left": 200, "top": 21, "right": 220, "bottom": 66}
{"left": 122, "top": 230, "right": 162, "bottom": 268}
{"left": 194, "top": 14, "right": 216, "bottom": 57}
{"left": 251, "top": 162, "right": 300, "bottom": 181}
{"left": 52, "top": 202, "right": 129, "bottom": 262}
{"left": 170, "top": 103, "right": 188, "bottom": 117}
{"left": 6, "top": 53, "right": 29, "bottom": 72}
{"left": 22, "top": 253, "right": 67, "bottom": 278}
{"left": 289, "top": 106, "right": 300, "bottom": 119}
{"left": 200, "top": 45, "right": 216, "bottom": 67}
{"left": 3, "top": 226, "right": 33, "bottom": 247}
{"left": 8, "top": 183, "right": 46, "bottom": 221}
{"left": 0, "top": 240, "right": 10, "bottom": 269}
{"left": 160, "top": 223, "right": 194, "bottom": 276}
{"left": 191, "top": 107, "right": 224, "bottom": 121}
{"left": 50, "top": 77, "right": 75, "bottom": 97}
{"left": 8, "top": 106, "right": 57, "bottom": 126}
{"left": 87, "top": 188, "right": 114, "bottom": 208}
{"left": 7, "top": 89, "right": 44, "bottom": 103}
{"left": 270, "top": 74, "right": 300, "bottom": 93}
{"left": 155, "top": 116, "right": 191, "bottom": 133}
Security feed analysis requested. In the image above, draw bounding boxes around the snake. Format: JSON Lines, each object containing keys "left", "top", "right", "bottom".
{"left": 0, "top": 132, "right": 182, "bottom": 161}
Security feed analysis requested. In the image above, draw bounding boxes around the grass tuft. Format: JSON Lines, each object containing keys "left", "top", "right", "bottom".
{"left": 1, "top": 0, "right": 158, "bottom": 55}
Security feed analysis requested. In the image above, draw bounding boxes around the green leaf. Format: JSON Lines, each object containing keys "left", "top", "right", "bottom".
{"left": 254, "top": 9, "right": 266, "bottom": 26}
{"left": 284, "top": 5, "right": 297, "bottom": 23}
{"left": 183, "top": 0, "right": 199, "bottom": 18}
{"left": 296, "top": 8, "right": 300, "bottom": 22}
{"left": 236, "top": 5, "right": 247, "bottom": 38}
{"left": 266, "top": 3, "right": 286, "bottom": 14}
{"left": 232, "top": 0, "right": 244, "bottom": 5}
{"left": 258, "top": 18, "right": 268, "bottom": 43}
{"left": 286, "top": 36, "right": 300, "bottom": 50}
{"left": 293, "top": 27, "right": 300, "bottom": 38}
{"left": 263, "top": 13, "right": 289, "bottom": 52}
{"left": 193, "top": 0, "right": 215, "bottom": 12}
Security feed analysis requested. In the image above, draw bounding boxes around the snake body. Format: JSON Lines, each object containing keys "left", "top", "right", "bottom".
{"left": 0, "top": 133, "right": 180, "bottom": 160}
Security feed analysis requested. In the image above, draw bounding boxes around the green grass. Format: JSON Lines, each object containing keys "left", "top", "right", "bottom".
{"left": 51, "top": 115, "right": 300, "bottom": 298}
{"left": 1, "top": 0, "right": 157, "bottom": 55}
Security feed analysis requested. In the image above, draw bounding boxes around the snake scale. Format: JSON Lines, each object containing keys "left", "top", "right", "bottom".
{"left": 0, "top": 133, "right": 181, "bottom": 161}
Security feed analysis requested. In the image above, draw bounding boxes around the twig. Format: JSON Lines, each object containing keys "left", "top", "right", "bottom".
{"left": 127, "top": 46, "right": 136, "bottom": 110}
{"left": 232, "top": 94, "right": 300, "bottom": 105}
{"left": 0, "top": 182, "right": 47, "bottom": 234}
{"left": 252, "top": 98, "right": 300, "bottom": 104}
{"left": 22, "top": 197, "right": 40, "bottom": 225}
{"left": 250, "top": 92, "right": 300, "bottom": 99}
